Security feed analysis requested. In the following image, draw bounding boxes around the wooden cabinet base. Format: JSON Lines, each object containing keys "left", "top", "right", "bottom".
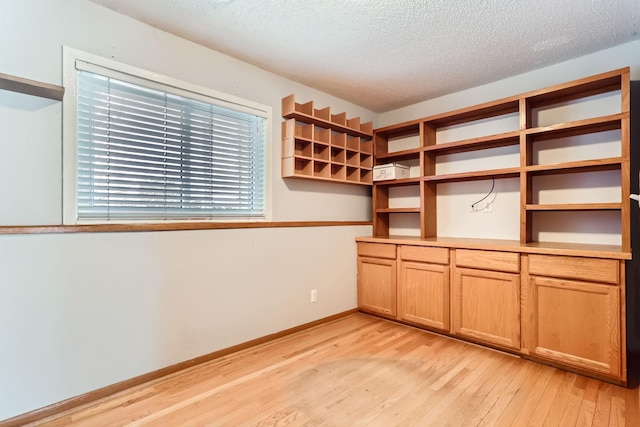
{"left": 356, "top": 238, "right": 629, "bottom": 386}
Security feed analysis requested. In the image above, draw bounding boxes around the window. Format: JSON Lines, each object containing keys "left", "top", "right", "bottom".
{"left": 63, "top": 48, "right": 270, "bottom": 223}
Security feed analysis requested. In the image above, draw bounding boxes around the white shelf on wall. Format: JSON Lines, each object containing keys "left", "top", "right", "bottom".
{"left": 0, "top": 72, "right": 65, "bottom": 101}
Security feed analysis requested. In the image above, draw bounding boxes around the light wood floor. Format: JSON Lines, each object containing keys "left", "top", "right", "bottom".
{"left": 29, "top": 313, "right": 640, "bottom": 426}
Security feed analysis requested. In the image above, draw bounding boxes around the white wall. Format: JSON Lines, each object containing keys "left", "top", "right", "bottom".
{"left": 0, "top": 226, "right": 367, "bottom": 419}
{"left": 380, "top": 41, "right": 640, "bottom": 244}
{"left": 0, "top": 0, "right": 374, "bottom": 420}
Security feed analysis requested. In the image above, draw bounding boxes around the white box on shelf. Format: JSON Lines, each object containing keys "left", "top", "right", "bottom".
{"left": 373, "top": 163, "right": 410, "bottom": 181}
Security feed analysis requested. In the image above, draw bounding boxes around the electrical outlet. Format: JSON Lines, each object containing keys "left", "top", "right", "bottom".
{"left": 310, "top": 289, "right": 318, "bottom": 303}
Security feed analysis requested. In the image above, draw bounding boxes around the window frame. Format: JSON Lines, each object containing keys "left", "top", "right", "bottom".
{"left": 62, "top": 46, "right": 272, "bottom": 225}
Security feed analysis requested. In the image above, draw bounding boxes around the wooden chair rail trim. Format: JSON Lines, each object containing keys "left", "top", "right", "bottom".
{"left": 0, "top": 309, "right": 359, "bottom": 427}
{"left": 0, "top": 71, "right": 65, "bottom": 101}
{"left": 0, "top": 221, "right": 372, "bottom": 236}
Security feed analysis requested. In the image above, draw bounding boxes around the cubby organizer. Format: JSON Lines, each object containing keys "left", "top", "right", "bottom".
{"left": 281, "top": 94, "right": 373, "bottom": 185}
{"left": 372, "top": 67, "right": 631, "bottom": 252}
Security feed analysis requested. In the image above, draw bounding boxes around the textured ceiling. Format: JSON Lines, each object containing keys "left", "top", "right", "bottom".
{"left": 89, "top": 0, "right": 640, "bottom": 112}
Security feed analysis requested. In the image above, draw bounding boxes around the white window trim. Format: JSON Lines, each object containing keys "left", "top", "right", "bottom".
{"left": 62, "top": 46, "right": 272, "bottom": 225}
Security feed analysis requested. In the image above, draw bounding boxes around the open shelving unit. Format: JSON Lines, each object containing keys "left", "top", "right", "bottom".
{"left": 359, "top": 69, "right": 637, "bottom": 387}
{"left": 281, "top": 94, "right": 374, "bottom": 185}
{"left": 0, "top": 71, "right": 65, "bottom": 100}
{"left": 371, "top": 67, "right": 631, "bottom": 253}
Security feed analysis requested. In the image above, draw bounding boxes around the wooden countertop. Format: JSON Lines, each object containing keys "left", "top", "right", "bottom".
{"left": 355, "top": 235, "right": 632, "bottom": 260}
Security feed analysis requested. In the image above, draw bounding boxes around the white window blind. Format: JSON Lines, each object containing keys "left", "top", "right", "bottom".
{"left": 75, "top": 70, "right": 266, "bottom": 221}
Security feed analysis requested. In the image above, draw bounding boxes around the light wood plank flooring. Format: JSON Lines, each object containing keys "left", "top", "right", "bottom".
{"left": 28, "top": 313, "right": 640, "bottom": 426}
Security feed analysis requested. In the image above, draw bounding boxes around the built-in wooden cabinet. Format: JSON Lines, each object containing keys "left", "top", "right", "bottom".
{"left": 398, "top": 245, "right": 450, "bottom": 331}
{"left": 357, "top": 243, "right": 397, "bottom": 318}
{"left": 355, "top": 238, "right": 630, "bottom": 385}
{"left": 452, "top": 250, "right": 521, "bottom": 350}
{"left": 357, "top": 68, "right": 635, "bottom": 385}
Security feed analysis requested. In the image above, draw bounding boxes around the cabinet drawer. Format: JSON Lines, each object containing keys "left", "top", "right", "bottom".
{"left": 357, "top": 242, "right": 396, "bottom": 259}
{"left": 528, "top": 254, "right": 619, "bottom": 285}
{"left": 455, "top": 249, "right": 519, "bottom": 273}
{"left": 400, "top": 245, "right": 449, "bottom": 265}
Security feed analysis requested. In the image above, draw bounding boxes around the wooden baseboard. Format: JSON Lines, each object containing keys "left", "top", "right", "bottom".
{"left": 0, "top": 309, "right": 358, "bottom": 427}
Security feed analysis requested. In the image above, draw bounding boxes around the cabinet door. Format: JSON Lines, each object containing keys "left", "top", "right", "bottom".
{"left": 525, "top": 276, "right": 621, "bottom": 377}
{"left": 398, "top": 261, "right": 449, "bottom": 331}
{"left": 453, "top": 268, "right": 520, "bottom": 350}
{"left": 357, "top": 256, "right": 396, "bottom": 318}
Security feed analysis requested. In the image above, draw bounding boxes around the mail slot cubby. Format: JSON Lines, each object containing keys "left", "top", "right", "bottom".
{"left": 282, "top": 94, "right": 373, "bottom": 185}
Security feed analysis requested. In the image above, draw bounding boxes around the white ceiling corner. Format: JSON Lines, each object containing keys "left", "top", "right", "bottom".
{"left": 88, "top": 0, "right": 640, "bottom": 113}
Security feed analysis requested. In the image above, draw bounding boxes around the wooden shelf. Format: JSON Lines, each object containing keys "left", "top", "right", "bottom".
{"left": 375, "top": 207, "right": 421, "bottom": 213}
{"left": 282, "top": 94, "right": 373, "bottom": 138}
{"left": 526, "top": 114, "right": 624, "bottom": 141}
{"left": 428, "top": 98, "right": 520, "bottom": 127}
{"left": 281, "top": 154, "right": 372, "bottom": 184}
{"left": 526, "top": 158, "right": 622, "bottom": 175}
{"left": 372, "top": 177, "right": 421, "bottom": 187}
{"left": 376, "top": 147, "right": 423, "bottom": 162}
{"left": 374, "top": 121, "right": 421, "bottom": 139}
{"left": 0, "top": 72, "right": 65, "bottom": 101}
{"left": 285, "top": 173, "right": 372, "bottom": 186}
{"left": 426, "top": 131, "right": 520, "bottom": 155}
{"left": 526, "top": 203, "right": 622, "bottom": 211}
{"left": 526, "top": 68, "right": 625, "bottom": 107}
{"left": 424, "top": 167, "right": 520, "bottom": 183}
